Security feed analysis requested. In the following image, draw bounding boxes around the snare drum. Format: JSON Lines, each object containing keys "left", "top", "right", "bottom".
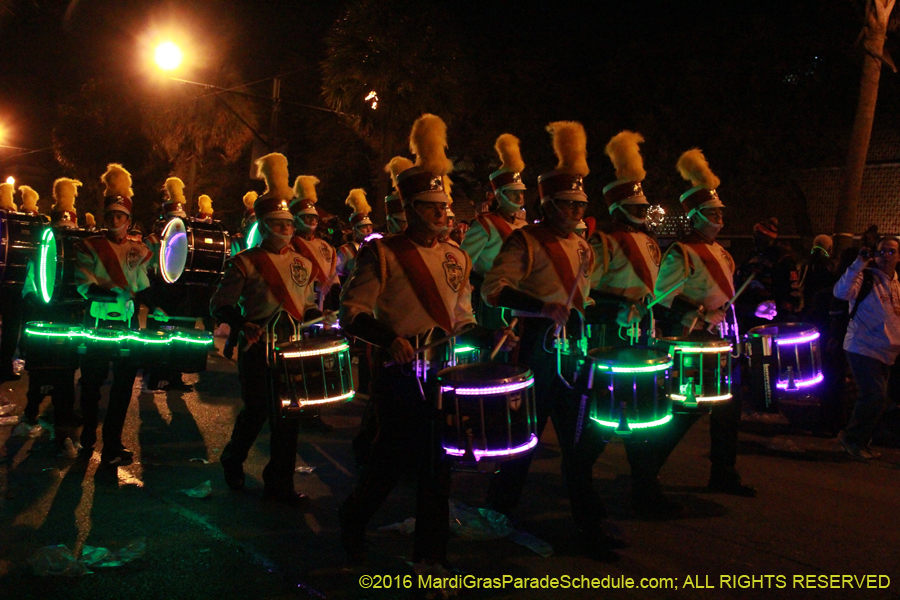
{"left": 583, "top": 345, "right": 673, "bottom": 437}
{"left": 22, "top": 322, "right": 83, "bottom": 370}
{"left": 1, "top": 211, "right": 46, "bottom": 287}
{"left": 129, "top": 329, "right": 172, "bottom": 369}
{"left": 438, "top": 363, "right": 537, "bottom": 463}
{"left": 270, "top": 334, "right": 355, "bottom": 418}
{"left": 158, "top": 218, "right": 231, "bottom": 285}
{"left": 166, "top": 328, "right": 214, "bottom": 373}
{"left": 78, "top": 327, "right": 135, "bottom": 361}
{"left": 656, "top": 333, "right": 733, "bottom": 410}
{"left": 36, "top": 228, "right": 92, "bottom": 304}
{"left": 746, "top": 323, "right": 823, "bottom": 410}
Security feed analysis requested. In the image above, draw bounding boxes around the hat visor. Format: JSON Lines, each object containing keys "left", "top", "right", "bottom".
{"left": 354, "top": 218, "right": 373, "bottom": 227}
{"left": 263, "top": 210, "right": 293, "bottom": 221}
{"left": 544, "top": 190, "right": 588, "bottom": 203}
{"left": 498, "top": 182, "right": 527, "bottom": 192}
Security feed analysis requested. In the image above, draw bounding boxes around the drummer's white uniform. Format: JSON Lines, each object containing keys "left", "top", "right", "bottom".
{"left": 341, "top": 235, "right": 476, "bottom": 338}
{"left": 292, "top": 234, "right": 339, "bottom": 307}
{"left": 336, "top": 242, "right": 360, "bottom": 279}
{"left": 655, "top": 233, "right": 735, "bottom": 314}
{"left": 590, "top": 226, "right": 661, "bottom": 302}
{"left": 460, "top": 211, "right": 527, "bottom": 276}
{"left": 482, "top": 224, "right": 594, "bottom": 315}
{"left": 210, "top": 244, "right": 317, "bottom": 322}
{"left": 75, "top": 235, "right": 152, "bottom": 321}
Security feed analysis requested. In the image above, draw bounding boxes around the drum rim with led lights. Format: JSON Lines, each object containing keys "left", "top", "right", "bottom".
{"left": 747, "top": 322, "right": 823, "bottom": 391}
{"left": 22, "top": 321, "right": 84, "bottom": 369}
{"left": 158, "top": 218, "right": 189, "bottom": 284}
{"left": 271, "top": 333, "right": 355, "bottom": 416}
{"left": 437, "top": 363, "right": 538, "bottom": 463}
{"left": 584, "top": 344, "right": 674, "bottom": 432}
{"left": 655, "top": 335, "right": 734, "bottom": 405}
{"left": 37, "top": 228, "right": 92, "bottom": 304}
{"left": 160, "top": 218, "right": 231, "bottom": 285}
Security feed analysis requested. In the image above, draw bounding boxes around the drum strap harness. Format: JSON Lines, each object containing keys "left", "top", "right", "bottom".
{"left": 526, "top": 225, "right": 588, "bottom": 315}
{"left": 682, "top": 241, "right": 735, "bottom": 298}
{"left": 381, "top": 235, "right": 455, "bottom": 336}
{"left": 481, "top": 213, "right": 514, "bottom": 241}
{"left": 88, "top": 237, "right": 132, "bottom": 292}
{"left": 243, "top": 251, "right": 305, "bottom": 321}
{"left": 607, "top": 230, "right": 656, "bottom": 293}
{"left": 848, "top": 269, "right": 876, "bottom": 322}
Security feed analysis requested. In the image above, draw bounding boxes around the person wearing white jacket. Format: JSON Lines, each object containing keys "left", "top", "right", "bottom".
{"left": 833, "top": 236, "right": 900, "bottom": 460}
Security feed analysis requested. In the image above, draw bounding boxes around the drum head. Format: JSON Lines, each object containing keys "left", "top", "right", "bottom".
{"left": 37, "top": 228, "right": 58, "bottom": 303}
{"left": 437, "top": 363, "right": 531, "bottom": 387}
{"left": 160, "top": 218, "right": 188, "bottom": 283}
{"left": 588, "top": 345, "right": 672, "bottom": 370}
{"left": 656, "top": 333, "right": 732, "bottom": 351}
{"left": 748, "top": 322, "right": 816, "bottom": 340}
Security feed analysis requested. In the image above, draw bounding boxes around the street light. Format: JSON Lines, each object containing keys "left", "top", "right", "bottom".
{"left": 5, "top": 177, "right": 14, "bottom": 185}
{"left": 154, "top": 41, "right": 183, "bottom": 71}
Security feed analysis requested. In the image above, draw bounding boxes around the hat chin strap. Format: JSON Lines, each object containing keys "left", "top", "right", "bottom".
{"left": 498, "top": 192, "right": 524, "bottom": 216}
{"left": 614, "top": 204, "right": 648, "bottom": 226}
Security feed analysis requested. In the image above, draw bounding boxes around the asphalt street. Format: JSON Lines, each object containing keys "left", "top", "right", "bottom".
{"left": 1, "top": 336, "right": 899, "bottom": 600}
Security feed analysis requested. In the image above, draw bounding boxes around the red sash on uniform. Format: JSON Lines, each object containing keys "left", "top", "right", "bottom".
{"left": 89, "top": 237, "right": 132, "bottom": 291}
{"left": 291, "top": 237, "right": 330, "bottom": 284}
{"left": 382, "top": 235, "right": 455, "bottom": 334}
{"left": 683, "top": 241, "right": 735, "bottom": 298}
{"left": 527, "top": 225, "right": 587, "bottom": 313}
{"left": 608, "top": 230, "right": 655, "bottom": 292}
{"left": 244, "top": 250, "right": 305, "bottom": 321}
{"left": 481, "top": 212, "right": 514, "bottom": 241}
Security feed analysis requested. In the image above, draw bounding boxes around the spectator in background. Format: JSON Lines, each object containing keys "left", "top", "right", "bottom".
{"left": 833, "top": 236, "right": 900, "bottom": 460}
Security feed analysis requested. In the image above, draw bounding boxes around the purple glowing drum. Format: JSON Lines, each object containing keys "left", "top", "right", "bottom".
{"left": 746, "top": 322, "right": 823, "bottom": 411}
{"left": 438, "top": 363, "right": 537, "bottom": 464}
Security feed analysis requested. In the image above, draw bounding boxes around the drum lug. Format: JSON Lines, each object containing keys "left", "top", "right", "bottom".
{"left": 785, "top": 366, "right": 798, "bottom": 391}
{"left": 614, "top": 402, "right": 632, "bottom": 437}
{"left": 683, "top": 377, "right": 699, "bottom": 409}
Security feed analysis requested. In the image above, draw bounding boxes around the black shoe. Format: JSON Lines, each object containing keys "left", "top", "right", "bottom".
{"left": 101, "top": 448, "right": 134, "bottom": 466}
{"left": 221, "top": 460, "right": 245, "bottom": 490}
{"left": 223, "top": 343, "right": 234, "bottom": 360}
{"left": 299, "top": 416, "right": 334, "bottom": 433}
{"left": 708, "top": 477, "right": 757, "bottom": 497}
{"left": 262, "top": 488, "right": 310, "bottom": 508}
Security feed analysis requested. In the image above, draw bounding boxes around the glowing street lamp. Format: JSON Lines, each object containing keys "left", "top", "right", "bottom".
{"left": 154, "top": 41, "right": 184, "bottom": 71}
{"left": 5, "top": 176, "right": 14, "bottom": 185}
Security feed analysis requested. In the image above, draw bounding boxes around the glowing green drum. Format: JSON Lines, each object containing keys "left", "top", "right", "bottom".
{"left": 656, "top": 334, "right": 733, "bottom": 411}
{"left": 78, "top": 327, "right": 134, "bottom": 361}
{"left": 167, "top": 329, "right": 214, "bottom": 373}
{"left": 130, "top": 329, "right": 172, "bottom": 369}
{"left": 22, "top": 322, "right": 83, "bottom": 370}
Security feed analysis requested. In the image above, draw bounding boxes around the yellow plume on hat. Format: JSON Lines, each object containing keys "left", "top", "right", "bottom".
{"left": 19, "top": 186, "right": 39, "bottom": 212}
{"left": 243, "top": 191, "right": 258, "bottom": 209}
{"left": 385, "top": 156, "right": 414, "bottom": 189}
{"left": 164, "top": 177, "right": 186, "bottom": 203}
{"left": 198, "top": 194, "right": 213, "bottom": 214}
{"left": 442, "top": 175, "right": 453, "bottom": 205}
{"left": 409, "top": 113, "right": 453, "bottom": 176}
{"left": 293, "top": 176, "right": 319, "bottom": 203}
{"left": 254, "top": 153, "right": 293, "bottom": 200}
{"left": 677, "top": 148, "right": 720, "bottom": 190}
{"left": 0, "top": 183, "right": 15, "bottom": 211}
{"left": 547, "top": 121, "right": 589, "bottom": 177}
{"left": 102, "top": 163, "right": 134, "bottom": 198}
{"left": 52, "top": 178, "right": 81, "bottom": 212}
{"left": 605, "top": 131, "right": 646, "bottom": 182}
{"left": 495, "top": 133, "right": 525, "bottom": 173}
{"left": 345, "top": 188, "right": 371, "bottom": 214}
{"left": 85, "top": 212, "right": 96, "bottom": 227}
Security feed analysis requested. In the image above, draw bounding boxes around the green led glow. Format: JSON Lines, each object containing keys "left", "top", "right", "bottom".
{"left": 246, "top": 222, "right": 260, "bottom": 248}
{"left": 38, "top": 228, "right": 56, "bottom": 304}
{"left": 670, "top": 346, "right": 732, "bottom": 354}
{"left": 592, "top": 414, "right": 673, "bottom": 429}
{"left": 25, "top": 326, "right": 83, "bottom": 339}
{"left": 453, "top": 346, "right": 476, "bottom": 353}
{"left": 24, "top": 324, "right": 213, "bottom": 347}
{"left": 171, "top": 333, "right": 214, "bottom": 345}
{"left": 594, "top": 361, "right": 673, "bottom": 374}
{"left": 670, "top": 393, "right": 732, "bottom": 403}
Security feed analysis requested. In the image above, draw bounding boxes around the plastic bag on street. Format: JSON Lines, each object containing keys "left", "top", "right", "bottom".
{"left": 295, "top": 465, "right": 315, "bottom": 474}
{"left": 12, "top": 421, "right": 42, "bottom": 437}
{"left": 29, "top": 545, "right": 89, "bottom": 577}
{"left": 378, "top": 517, "right": 416, "bottom": 535}
{"left": 449, "top": 500, "right": 514, "bottom": 540}
{"left": 180, "top": 481, "right": 212, "bottom": 498}
{"left": 13, "top": 359, "right": 24, "bottom": 375}
{"left": 85, "top": 538, "right": 147, "bottom": 567}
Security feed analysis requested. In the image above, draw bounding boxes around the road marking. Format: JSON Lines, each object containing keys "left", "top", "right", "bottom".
{"left": 310, "top": 443, "right": 352, "bottom": 478}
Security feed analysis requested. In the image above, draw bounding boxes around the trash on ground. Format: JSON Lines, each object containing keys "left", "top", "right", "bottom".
{"left": 378, "top": 517, "right": 416, "bottom": 535}
{"left": 295, "top": 465, "right": 316, "bottom": 474}
{"left": 0, "top": 415, "right": 20, "bottom": 426}
{"left": 762, "top": 437, "right": 805, "bottom": 453}
{"left": 180, "top": 481, "right": 212, "bottom": 498}
{"left": 0, "top": 404, "right": 15, "bottom": 416}
{"left": 82, "top": 538, "right": 147, "bottom": 568}
{"left": 214, "top": 323, "right": 231, "bottom": 338}
{"left": 12, "top": 359, "right": 24, "bottom": 375}
{"left": 29, "top": 545, "right": 89, "bottom": 577}
{"left": 12, "top": 421, "right": 42, "bottom": 437}
{"left": 189, "top": 457, "right": 210, "bottom": 464}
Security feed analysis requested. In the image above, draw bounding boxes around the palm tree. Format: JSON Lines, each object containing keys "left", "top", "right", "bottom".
{"left": 834, "top": 0, "right": 896, "bottom": 254}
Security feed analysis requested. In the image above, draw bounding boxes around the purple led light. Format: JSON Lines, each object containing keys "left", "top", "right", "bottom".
{"left": 441, "top": 378, "right": 534, "bottom": 396}
{"left": 776, "top": 331, "right": 820, "bottom": 346}
{"left": 776, "top": 372, "right": 824, "bottom": 390}
{"left": 444, "top": 433, "right": 538, "bottom": 461}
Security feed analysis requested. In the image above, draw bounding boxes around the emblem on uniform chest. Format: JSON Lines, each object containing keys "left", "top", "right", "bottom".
{"left": 125, "top": 247, "right": 143, "bottom": 271}
{"left": 648, "top": 240, "right": 661, "bottom": 267}
{"left": 443, "top": 252, "right": 464, "bottom": 292}
{"left": 291, "top": 258, "right": 310, "bottom": 286}
{"left": 319, "top": 244, "right": 332, "bottom": 262}
{"left": 576, "top": 244, "right": 592, "bottom": 276}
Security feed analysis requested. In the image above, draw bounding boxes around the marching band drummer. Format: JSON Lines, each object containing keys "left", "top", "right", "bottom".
{"left": 653, "top": 149, "right": 755, "bottom": 497}
{"left": 586, "top": 130, "right": 684, "bottom": 518}
{"left": 382, "top": 159, "right": 410, "bottom": 235}
{"left": 19, "top": 179, "right": 85, "bottom": 452}
{"left": 223, "top": 191, "right": 260, "bottom": 360}
{"left": 461, "top": 134, "right": 529, "bottom": 329}
{"left": 290, "top": 175, "right": 341, "bottom": 433}
{"left": 338, "top": 114, "right": 516, "bottom": 568}
{"left": 481, "top": 121, "right": 626, "bottom": 559}
{"left": 0, "top": 182, "right": 23, "bottom": 382}
{"left": 75, "top": 164, "right": 159, "bottom": 465}
{"left": 335, "top": 189, "right": 374, "bottom": 283}
{"left": 211, "top": 152, "right": 326, "bottom": 506}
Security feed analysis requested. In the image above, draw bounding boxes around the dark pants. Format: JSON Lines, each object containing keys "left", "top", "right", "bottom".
{"left": 843, "top": 351, "right": 892, "bottom": 446}
{"left": 0, "top": 290, "right": 23, "bottom": 376}
{"left": 220, "top": 337, "right": 300, "bottom": 493}
{"left": 79, "top": 353, "right": 139, "bottom": 454}
{"left": 340, "top": 348, "right": 451, "bottom": 562}
{"left": 25, "top": 369, "right": 77, "bottom": 434}
{"left": 486, "top": 317, "right": 607, "bottom": 531}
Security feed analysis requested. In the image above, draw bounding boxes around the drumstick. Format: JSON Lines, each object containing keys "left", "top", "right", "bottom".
{"left": 683, "top": 307, "right": 702, "bottom": 337}
{"left": 646, "top": 276, "right": 691, "bottom": 309}
{"left": 555, "top": 253, "right": 591, "bottom": 336}
{"left": 706, "top": 273, "right": 756, "bottom": 333}
{"left": 489, "top": 318, "right": 518, "bottom": 361}
{"left": 383, "top": 324, "right": 476, "bottom": 367}
{"left": 242, "top": 301, "right": 286, "bottom": 352}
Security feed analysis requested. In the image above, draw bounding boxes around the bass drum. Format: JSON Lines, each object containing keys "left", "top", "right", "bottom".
{"left": 158, "top": 218, "right": 231, "bottom": 285}
{"left": 37, "top": 228, "right": 92, "bottom": 304}
{"left": 0, "top": 211, "right": 46, "bottom": 287}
